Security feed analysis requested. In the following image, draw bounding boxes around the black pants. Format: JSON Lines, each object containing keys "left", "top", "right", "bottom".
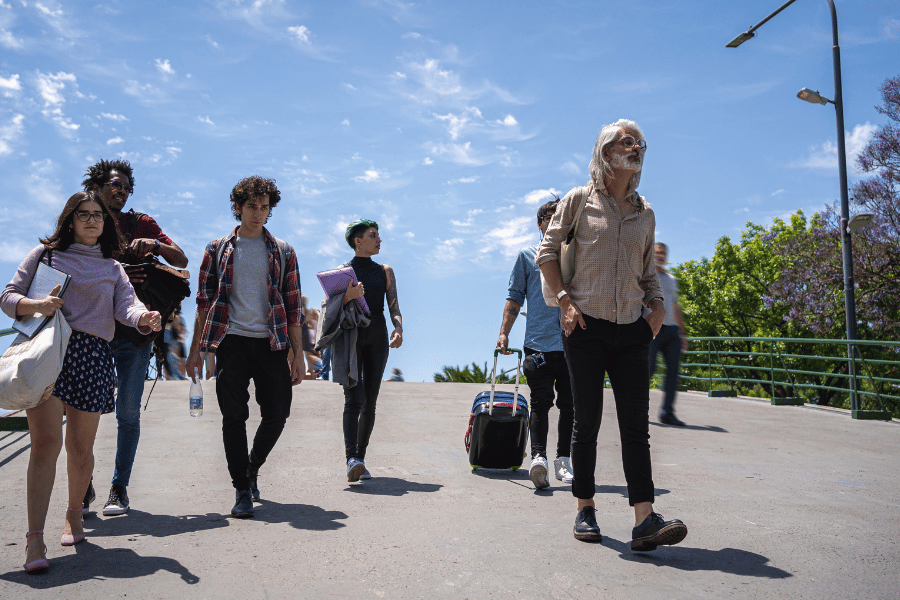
{"left": 215, "top": 334, "right": 292, "bottom": 491}
{"left": 343, "top": 315, "right": 389, "bottom": 461}
{"left": 523, "top": 347, "right": 574, "bottom": 459}
{"left": 648, "top": 324, "right": 682, "bottom": 419}
{"left": 563, "top": 315, "right": 655, "bottom": 505}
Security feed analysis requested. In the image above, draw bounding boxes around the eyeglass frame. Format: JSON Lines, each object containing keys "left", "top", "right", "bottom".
{"left": 617, "top": 135, "right": 647, "bottom": 151}
{"left": 106, "top": 180, "right": 134, "bottom": 195}
{"left": 74, "top": 210, "right": 107, "bottom": 223}
{"left": 537, "top": 213, "right": 555, "bottom": 224}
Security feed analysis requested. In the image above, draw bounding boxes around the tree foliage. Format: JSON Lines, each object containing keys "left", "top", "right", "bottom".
{"left": 433, "top": 362, "right": 520, "bottom": 384}
{"left": 765, "top": 75, "right": 900, "bottom": 339}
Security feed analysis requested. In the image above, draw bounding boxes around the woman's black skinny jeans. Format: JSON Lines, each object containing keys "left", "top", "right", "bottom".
{"left": 342, "top": 314, "right": 389, "bottom": 461}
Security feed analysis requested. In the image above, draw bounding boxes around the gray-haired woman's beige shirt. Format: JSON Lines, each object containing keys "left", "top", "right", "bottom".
{"left": 535, "top": 183, "right": 661, "bottom": 325}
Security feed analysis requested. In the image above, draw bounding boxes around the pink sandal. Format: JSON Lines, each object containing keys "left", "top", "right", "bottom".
{"left": 23, "top": 530, "right": 49, "bottom": 573}
{"left": 61, "top": 507, "right": 85, "bottom": 546}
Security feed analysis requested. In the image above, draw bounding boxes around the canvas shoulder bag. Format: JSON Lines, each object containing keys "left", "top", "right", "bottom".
{"left": 541, "top": 186, "right": 590, "bottom": 307}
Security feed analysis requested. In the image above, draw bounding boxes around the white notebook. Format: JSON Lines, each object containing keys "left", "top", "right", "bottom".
{"left": 12, "top": 261, "right": 71, "bottom": 339}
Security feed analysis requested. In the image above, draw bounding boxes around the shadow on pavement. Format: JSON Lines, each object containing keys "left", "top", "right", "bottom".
{"left": 650, "top": 422, "right": 728, "bottom": 433}
{"left": 600, "top": 536, "right": 792, "bottom": 578}
{"left": 469, "top": 468, "right": 530, "bottom": 480}
{"left": 345, "top": 477, "right": 443, "bottom": 497}
{"left": 249, "top": 500, "right": 349, "bottom": 531}
{"left": 0, "top": 541, "right": 199, "bottom": 588}
{"left": 86, "top": 510, "right": 230, "bottom": 539}
{"left": 594, "top": 485, "right": 670, "bottom": 498}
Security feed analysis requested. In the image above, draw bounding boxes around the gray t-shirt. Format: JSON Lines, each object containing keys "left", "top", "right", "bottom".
{"left": 227, "top": 233, "right": 270, "bottom": 338}
{"left": 658, "top": 270, "right": 679, "bottom": 327}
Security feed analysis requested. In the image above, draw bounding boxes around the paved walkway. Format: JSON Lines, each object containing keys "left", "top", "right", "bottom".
{"left": 1, "top": 381, "right": 898, "bottom": 599}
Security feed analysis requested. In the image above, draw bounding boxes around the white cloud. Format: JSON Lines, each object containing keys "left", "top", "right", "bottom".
{"left": 0, "top": 113, "right": 25, "bottom": 156}
{"left": 155, "top": 59, "right": 175, "bottom": 75}
{"left": 427, "top": 142, "right": 488, "bottom": 166}
{"left": 455, "top": 177, "right": 477, "bottom": 183}
{"left": 408, "top": 58, "right": 461, "bottom": 97}
{"left": 498, "top": 115, "right": 517, "bottom": 126}
{"left": 392, "top": 71, "right": 407, "bottom": 80}
{"left": 35, "top": 71, "right": 79, "bottom": 131}
{"left": 354, "top": 169, "right": 385, "bottom": 183}
{"left": 771, "top": 189, "right": 785, "bottom": 196}
{"left": 178, "top": 191, "right": 195, "bottom": 199}
{"left": 560, "top": 160, "right": 581, "bottom": 175}
{"left": 166, "top": 146, "right": 181, "bottom": 156}
{"left": 197, "top": 115, "right": 215, "bottom": 125}
{"left": 107, "top": 136, "right": 124, "bottom": 145}
{"left": 100, "top": 112, "right": 128, "bottom": 121}
{"left": 341, "top": 118, "right": 350, "bottom": 126}
{"left": 402, "top": 32, "right": 421, "bottom": 40}
{"left": 0, "top": 73, "right": 22, "bottom": 95}
{"left": 205, "top": 35, "right": 220, "bottom": 49}
{"left": 794, "top": 122, "right": 878, "bottom": 173}
{"left": 0, "top": 28, "right": 23, "bottom": 50}
{"left": 482, "top": 215, "right": 533, "bottom": 260}
{"left": 523, "top": 188, "right": 561, "bottom": 205}
{"left": 433, "top": 106, "right": 482, "bottom": 140}
{"left": 26, "top": 159, "right": 64, "bottom": 207}
{"left": 35, "top": 2, "right": 63, "bottom": 17}
{"left": 288, "top": 25, "right": 309, "bottom": 43}
{"left": 123, "top": 80, "right": 165, "bottom": 103}
{"left": 342, "top": 83, "right": 357, "bottom": 91}
{"left": 423, "top": 157, "right": 433, "bottom": 165}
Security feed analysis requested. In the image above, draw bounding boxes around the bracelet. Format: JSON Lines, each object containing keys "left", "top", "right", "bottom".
{"left": 153, "top": 240, "right": 161, "bottom": 255}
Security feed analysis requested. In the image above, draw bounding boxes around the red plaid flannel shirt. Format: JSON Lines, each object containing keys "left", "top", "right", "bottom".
{"left": 196, "top": 227, "right": 303, "bottom": 352}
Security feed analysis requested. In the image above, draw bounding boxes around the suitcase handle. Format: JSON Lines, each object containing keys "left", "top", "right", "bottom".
{"left": 489, "top": 348, "right": 522, "bottom": 416}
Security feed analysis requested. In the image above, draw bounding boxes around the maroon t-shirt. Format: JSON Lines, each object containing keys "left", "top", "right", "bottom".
{"left": 114, "top": 209, "right": 174, "bottom": 263}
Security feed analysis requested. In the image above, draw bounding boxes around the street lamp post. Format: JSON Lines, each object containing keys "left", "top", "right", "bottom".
{"left": 727, "top": 0, "right": 860, "bottom": 413}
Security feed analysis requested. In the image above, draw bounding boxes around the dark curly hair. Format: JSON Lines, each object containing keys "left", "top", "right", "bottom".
{"left": 82, "top": 159, "right": 134, "bottom": 192}
{"left": 230, "top": 176, "right": 281, "bottom": 222}
{"left": 40, "top": 191, "right": 124, "bottom": 258}
{"left": 537, "top": 195, "right": 560, "bottom": 225}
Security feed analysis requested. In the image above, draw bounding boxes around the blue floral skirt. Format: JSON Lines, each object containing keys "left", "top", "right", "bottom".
{"left": 52, "top": 330, "right": 116, "bottom": 414}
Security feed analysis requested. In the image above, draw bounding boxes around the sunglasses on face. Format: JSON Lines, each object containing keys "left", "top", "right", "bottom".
{"left": 107, "top": 180, "right": 134, "bottom": 195}
{"left": 538, "top": 213, "right": 555, "bottom": 223}
{"left": 618, "top": 136, "right": 647, "bottom": 151}
{"left": 75, "top": 211, "right": 106, "bottom": 223}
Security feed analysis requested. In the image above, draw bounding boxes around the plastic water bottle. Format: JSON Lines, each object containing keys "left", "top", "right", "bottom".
{"left": 189, "top": 368, "right": 203, "bottom": 417}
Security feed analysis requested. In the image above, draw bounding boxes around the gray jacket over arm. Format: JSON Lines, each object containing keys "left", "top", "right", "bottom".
{"left": 315, "top": 293, "right": 370, "bottom": 389}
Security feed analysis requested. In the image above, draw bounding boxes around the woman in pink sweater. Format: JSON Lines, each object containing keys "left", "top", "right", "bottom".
{"left": 1, "top": 191, "right": 161, "bottom": 574}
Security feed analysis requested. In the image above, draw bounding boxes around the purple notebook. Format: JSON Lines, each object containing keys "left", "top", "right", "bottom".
{"left": 316, "top": 266, "right": 370, "bottom": 315}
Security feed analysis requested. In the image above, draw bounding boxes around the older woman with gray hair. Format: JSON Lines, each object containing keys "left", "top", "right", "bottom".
{"left": 536, "top": 119, "right": 687, "bottom": 550}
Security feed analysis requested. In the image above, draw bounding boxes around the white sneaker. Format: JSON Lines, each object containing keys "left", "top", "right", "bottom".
{"left": 554, "top": 456, "right": 574, "bottom": 484}
{"left": 360, "top": 467, "right": 372, "bottom": 480}
{"left": 347, "top": 458, "right": 365, "bottom": 482}
{"left": 529, "top": 456, "right": 550, "bottom": 489}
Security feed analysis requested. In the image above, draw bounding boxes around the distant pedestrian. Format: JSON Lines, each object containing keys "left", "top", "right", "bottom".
{"left": 385, "top": 367, "right": 404, "bottom": 382}
{"left": 185, "top": 176, "right": 305, "bottom": 519}
{"left": 316, "top": 219, "right": 403, "bottom": 482}
{"left": 496, "top": 197, "right": 574, "bottom": 490}
{"left": 537, "top": 119, "right": 687, "bottom": 550}
{"left": 2, "top": 191, "right": 161, "bottom": 573}
{"left": 648, "top": 242, "right": 689, "bottom": 426}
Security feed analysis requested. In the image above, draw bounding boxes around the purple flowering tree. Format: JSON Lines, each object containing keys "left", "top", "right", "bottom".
{"left": 768, "top": 75, "right": 900, "bottom": 340}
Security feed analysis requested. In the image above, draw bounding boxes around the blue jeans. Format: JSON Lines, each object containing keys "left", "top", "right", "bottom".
{"left": 648, "top": 324, "right": 682, "bottom": 419}
{"left": 110, "top": 338, "right": 152, "bottom": 488}
{"left": 319, "top": 345, "right": 331, "bottom": 380}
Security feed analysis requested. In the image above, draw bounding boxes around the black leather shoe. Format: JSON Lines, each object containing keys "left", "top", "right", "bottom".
{"left": 231, "top": 489, "right": 254, "bottom": 519}
{"left": 660, "top": 415, "right": 686, "bottom": 427}
{"left": 573, "top": 506, "right": 603, "bottom": 542}
{"left": 82, "top": 481, "right": 96, "bottom": 516}
{"left": 631, "top": 512, "right": 687, "bottom": 551}
{"left": 247, "top": 468, "right": 260, "bottom": 502}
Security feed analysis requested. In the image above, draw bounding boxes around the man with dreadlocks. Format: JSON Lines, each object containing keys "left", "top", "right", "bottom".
{"left": 82, "top": 159, "right": 188, "bottom": 518}
{"left": 185, "top": 176, "right": 304, "bottom": 519}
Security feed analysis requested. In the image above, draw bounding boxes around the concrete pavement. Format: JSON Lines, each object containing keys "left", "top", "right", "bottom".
{"left": 1, "top": 380, "right": 898, "bottom": 599}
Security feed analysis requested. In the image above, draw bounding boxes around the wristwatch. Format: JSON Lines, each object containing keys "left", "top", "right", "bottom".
{"left": 557, "top": 289, "right": 569, "bottom": 301}
{"left": 153, "top": 239, "right": 161, "bottom": 255}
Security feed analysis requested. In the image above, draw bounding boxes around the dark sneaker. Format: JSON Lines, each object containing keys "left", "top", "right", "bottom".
{"left": 660, "top": 415, "right": 686, "bottom": 427}
{"left": 247, "top": 467, "right": 260, "bottom": 502}
{"left": 102, "top": 485, "right": 130, "bottom": 516}
{"left": 82, "top": 481, "right": 96, "bottom": 516}
{"left": 573, "top": 506, "right": 603, "bottom": 542}
{"left": 631, "top": 512, "right": 687, "bottom": 551}
{"left": 231, "top": 489, "right": 254, "bottom": 519}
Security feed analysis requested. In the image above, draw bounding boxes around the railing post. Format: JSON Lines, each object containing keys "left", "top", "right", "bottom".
{"left": 769, "top": 341, "right": 775, "bottom": 400}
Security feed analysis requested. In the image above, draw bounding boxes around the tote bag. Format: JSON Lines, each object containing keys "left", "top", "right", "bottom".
{"left": 0, "top": 310, "right": 71, "bottom": 410}
{"left": 541, "top": 186, "right": 589, "bottom": 307}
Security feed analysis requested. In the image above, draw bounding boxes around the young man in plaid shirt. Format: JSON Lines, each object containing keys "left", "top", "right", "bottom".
{"left": 186, "top": 176, "right": 305, "bottom": 519}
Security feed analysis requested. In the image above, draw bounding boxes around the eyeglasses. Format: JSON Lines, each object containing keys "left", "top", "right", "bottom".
{"left": 75, "top": 211, "right": 106, "bottom": 223}
{"left": 538, "top": 214, "right": 555, "bottom": 223}
{"left": 618, "top": 136, "right": 647, "bottom": 151}
{"left": 107, "top": 180, "right": 134, "bottom": 195}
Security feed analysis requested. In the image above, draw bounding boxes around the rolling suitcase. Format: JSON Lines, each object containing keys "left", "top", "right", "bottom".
{"left": 464, "top": 348, "right": 529, "bottom": 470}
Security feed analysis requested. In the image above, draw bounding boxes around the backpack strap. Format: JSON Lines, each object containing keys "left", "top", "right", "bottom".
{"left": 215, "top": 233, "right": 289, "bottom": 290}
{"left": 214, "top": 234, "right": 230, "bottom": 279}
{"left": 124, "top": 210, "right": 145, "bottom": 244}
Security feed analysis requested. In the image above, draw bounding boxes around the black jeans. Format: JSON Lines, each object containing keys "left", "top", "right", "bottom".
{"left": 343, "top": 315, "right": 389, "bottom": 461}
{"left": 215, "top": 334, "right": 292, "bottom": 491}
{"left": 648, "top": 324, "right": 683, "bottom": 419}
{"left": 523, "top": 347, "right": 574, "bottom": 459}
{"left": 563, "top": 315, "right": 655, "bottom": 505}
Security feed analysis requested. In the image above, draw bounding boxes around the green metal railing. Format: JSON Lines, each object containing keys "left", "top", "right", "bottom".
{"left": 677, "top": 336, "right": 899, "bottom": 421}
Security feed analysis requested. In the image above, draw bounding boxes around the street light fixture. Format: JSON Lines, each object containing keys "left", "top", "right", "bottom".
{"left": 847, "top": 212, "right": 875, "bottom": 234}
{"left": 727, "top": 0, "right": 864, "bottom": 415}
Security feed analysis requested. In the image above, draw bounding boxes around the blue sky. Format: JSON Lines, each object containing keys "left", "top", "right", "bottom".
{"left": 1, "top": 0, "right": 898, "bottom": 382}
